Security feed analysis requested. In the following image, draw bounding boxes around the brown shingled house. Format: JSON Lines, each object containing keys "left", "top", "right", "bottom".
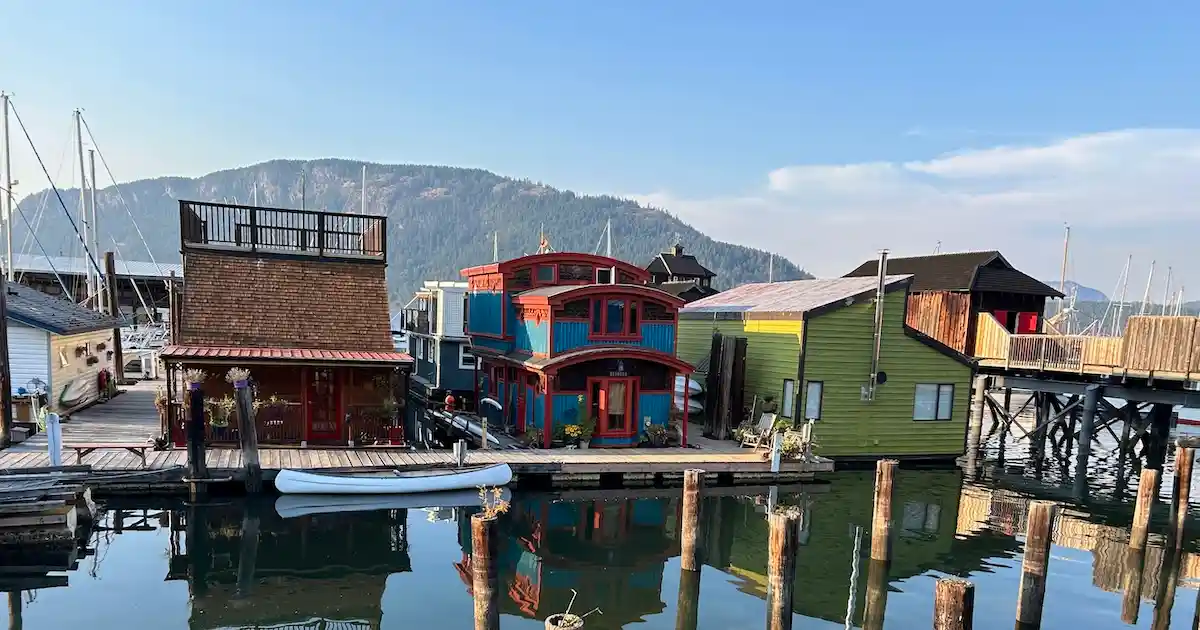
{"left": 161, "top": 200, "right": 413, "bottom": 447}
{"left": 644, "top": 242, "right": 719, "bottom": 303}
{"left": 844, "top": 250, "right": 1063, "bottom": 356}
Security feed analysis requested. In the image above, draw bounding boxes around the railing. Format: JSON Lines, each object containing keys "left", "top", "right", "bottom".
{"left": 973, "top": 313, "right": 1200, "bottom": 378}
{"left": 179, "top": 200, "right": 386, "bottom": 261}
{"left": 346, "top": 406, "right": 403, "bottom": 445}
{"left": 401, "top": 310, "right": 431, "bottom": 335}
{"left": 177, "top": 401, "right": 304, "bottom": 446}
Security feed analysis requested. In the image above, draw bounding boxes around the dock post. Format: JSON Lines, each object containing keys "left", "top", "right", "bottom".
{"left": 680, "top": 469, "right": 704, "bottom": 572}
{"left": 1015, "top": 501, "right": 1056, "bottom": 629}
{"left": 471, "top": 514, "right": 500, "bottom": 630}
{"left": 1147, "top": 403, "right": 1172, "bottom": 471}
{"left": 8, "top": 590, "right": 21, "bottom": 630}
{"left": 766, "top": 512, "right": 800, "bottom": 630}
{"left": 234, "top": 504, "right": 260, "bottom": 597}
{"left": 1131, "top": 467, "right": 1159, "bottom": 551}
{"left": 1120, "top": 467, "right": 1159, "bottom": 624}
{"left": 862, "top": 558, "right": 890, "bottom": 630}
{"left": 232, "top": 373, "right": 262, "bottom": 493}
{"left": 103, "top": 251, "right": 124, "bottom": 377}
{"left": 186, "top": 381, "right": 209, "bottom": 499}
{"left": 675, "top": 561, "right": 702, "bottom": 630}
{"left": 1172, "top": 437, "right": 1197, "bottom": 548}
{"left": 933, "top": 578, "right": 974, "bottom": 630}
{"left": 967, "top": 376, "right": 986, "bottom": 455}
{"left": 1150, "top": 544, "right": 1183, "bottom": 630}
{"left": 870, "top": 459, "right": 898, "bottom": 563}
{"left": 1074, "top": 385, "right": 1101, "bottom": 473}
{"left": 186, "top": 503, "right": 211, "bottom": 598}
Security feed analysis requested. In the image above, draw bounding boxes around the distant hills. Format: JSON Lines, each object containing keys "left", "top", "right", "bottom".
{"left": 15, "top": 159, "right": 810, "bottom": 302}
{"left": 1042, "top": 280, "right": 1108, "bottom": 303}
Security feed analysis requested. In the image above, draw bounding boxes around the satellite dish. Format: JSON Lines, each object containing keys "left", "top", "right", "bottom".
{"left": 876, "top": 371, "right": 888, "bottom": 385}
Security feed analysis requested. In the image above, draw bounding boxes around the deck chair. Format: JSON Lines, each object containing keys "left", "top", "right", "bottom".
{"left": 741, "top": 412, "right": 777, "bottom": 449}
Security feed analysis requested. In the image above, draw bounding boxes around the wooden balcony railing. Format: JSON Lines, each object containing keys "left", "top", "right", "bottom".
{"left": 346, "top": 405, "right": 404, "bottom": 446}
{"left": 973, "top": 313, "right": 1200, "bottom": 379}
{"left": 180, "top": 200, "right": 386, "bottom": 261}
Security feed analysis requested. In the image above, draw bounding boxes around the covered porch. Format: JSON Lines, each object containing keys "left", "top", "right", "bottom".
{"left": 160, "top": 346, "right": 411, "bottom": 447}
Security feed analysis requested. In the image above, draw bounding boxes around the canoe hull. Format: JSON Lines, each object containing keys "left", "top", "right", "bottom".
{"left": 674, "top": 375, "right": 703, "bottom": 396}
{"left": 275, "top": 487, "right": 513, "bottom": 518}
{"left": 673, "top": 395, "right": 704, "bottom": 413}
{"left": 274, "top": 463, "right": 513, "bottom": 495}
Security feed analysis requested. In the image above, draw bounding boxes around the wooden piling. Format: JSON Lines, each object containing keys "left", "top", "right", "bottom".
{"left": 186, "top": 385, "right": 208, "bottom": 493}
{"left": 1131, "top": 467, "right": 1160, "bottom": 551}
{"left": 766, "top": 512, "right": 800, "bottom": 630}
{"left": 862, "top": 559, "right": 890, "bottom": 630}
{"left": 1074, "top": 385, "right": 1101, "bottom": 474}
{"left": 234, "top": 509, "right": 260, "bottom": 597}
{"left": 1120, "top": 546, "right": 1147, "bottom": 625}
{"left": 1015, "top": 501, "right": 1056, "bottom": 629}
{"left": 186, "top": 503, "right": 211, "bottom": 598}
{"left": 680, "top": 469, "right": 704, "bottom": 572}
{"left": 471, "top": 514, "right": 500, "bottom": 630}
{"left": 967, "top": 376, "right": 986, "bottom": 454}
{"left": 675, "top": 562, "right": 701, "bottom": 630}
{"left": 233, "top": 379, "right": 262, "bottom": 493}
{"left": 870, "top": 459, "right": 898, "bottom": 562}
{"left": 103, "top": 252, "right": 124, "bottom": 376}
{"left": 1150, "top": 546, "right": 1183, "bottom": 630}
{"left": 932, "top": 578, "right": 974, "bottom": 630}
{"left": 8, "top": 590, "right": 21, "bottom": 630}
{"left": 1172, "top": 438, "right": 1196, "bottom": 548}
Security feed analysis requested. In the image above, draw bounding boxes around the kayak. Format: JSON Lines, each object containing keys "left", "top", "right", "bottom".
{"left": 274, "top": 487, "right": 513, "bottom": 518}
{"left": 673, "top": 395, "right": 704, "bottom": 414}
{"left": 674, "top": 375, "right": 703, "bottom": 396}
{"left": 274, "top": 463, "right": 513, "bottom": 495}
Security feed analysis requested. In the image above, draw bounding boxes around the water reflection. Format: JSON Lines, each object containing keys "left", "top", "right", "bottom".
{"left": 8, "top": 470, "right": 1200, "bottom": 629}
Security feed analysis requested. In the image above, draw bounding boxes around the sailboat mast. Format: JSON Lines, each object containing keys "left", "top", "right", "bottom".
{"left": 1, "top": 92, "right": 12, "bottom": 281}
{"left": 1057, "top": 223, "right": 1070, "bottom": 316}
{"left": 768, "top": 254, "right": 774, "bottom": 283}
{"left": 1160, "top": 267, "right": 1172, "bottom": 315}
{"left": 1139, "top": 261, "right": 1155, "bottom": 315}
{"left": 88, "top": 149, "right": 102, "bottom": 313}
{"left": 1112, "top": 254, "right": 1132, "bottom": 336}
{"left": 74, "top": 109, "right": 95, "bottom": 308}
{"left": 605, "top": 219, "right": 616, "bottom": 284}
{"left": 361, "top": 164, "right": 367, "bottom": 214}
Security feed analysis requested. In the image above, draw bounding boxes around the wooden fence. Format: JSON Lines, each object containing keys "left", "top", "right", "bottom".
{"left": 973, "top": 313, "right": 1200, "bottom": 379}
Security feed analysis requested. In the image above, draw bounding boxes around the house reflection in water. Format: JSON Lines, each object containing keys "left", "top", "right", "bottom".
{"left": 166, "top": 500, "right": 410, "bottom": 630}
{"left": 454, "top": 496, "right": 683, "bottom": 625}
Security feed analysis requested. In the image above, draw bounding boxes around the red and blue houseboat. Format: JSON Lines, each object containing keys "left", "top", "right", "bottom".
{"left": 461, "top": 252, "right": 694, "bottom": 448}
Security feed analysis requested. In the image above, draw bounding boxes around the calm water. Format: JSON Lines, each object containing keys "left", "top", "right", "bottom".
{"left": 7, "top": 458, "right": 1200, "bottom": 630}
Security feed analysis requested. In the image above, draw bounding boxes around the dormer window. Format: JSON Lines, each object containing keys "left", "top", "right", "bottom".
{"left": 536, "top": 265, "right": 555, "bottom": 283}
{"left": 597, "top": 268, "right": 612, "bottom": 284}
{"left": 590, "top": 297, "right": 640, "bottom": 338}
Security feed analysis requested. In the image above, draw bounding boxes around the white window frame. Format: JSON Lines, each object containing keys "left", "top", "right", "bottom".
{"left": 781, "top": 379, "right": 796, "bottom": 417}
{"left": 914, "top": 383, "right": 955, "bottom": 421}
{"left": 804, "top": 381, "right": 823, "bottom": 420}
{"left": 416, "top": 338, "right": 425, "bottom": 360}
{"left": 459, "top": 344, "right": 477, "bottom": 370}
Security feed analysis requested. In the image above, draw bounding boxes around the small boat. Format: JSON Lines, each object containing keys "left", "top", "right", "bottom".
{"left": 58, "top": 378, "right": 90, "bottom": 409}
{"left": 275, "top": 487, "right": 513, "bottom": 518}
{"left": 674, "top": 375, "right": 703, "bottom": 396}
{"left": 673, "top": 394, "right": 703, "bottom": 414}
{"left": 274, "top": 463, "right": 513, "bottom": 495}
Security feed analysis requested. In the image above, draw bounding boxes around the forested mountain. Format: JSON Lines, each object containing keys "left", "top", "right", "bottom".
{"left": 16, "top": 159, "right": 810, "bottom": 303}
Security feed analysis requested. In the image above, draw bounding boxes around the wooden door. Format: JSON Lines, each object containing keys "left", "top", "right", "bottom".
{"left": 589, "top": 377, "right": 636, "bottom": 437}
{"left": 306, "top": 367, "right": 341, "bottom": 441}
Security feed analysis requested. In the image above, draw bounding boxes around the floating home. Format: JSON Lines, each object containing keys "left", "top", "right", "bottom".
{"left": 461, "top": 252, "right": 695, "bottom": 447}
{"left": 843, "top": 250, "right": 1064, "bottom": 356}
{"left": 645, "top": 242, "right": 721, "bottom": 303}
{"left": 160, "top": 200, "right": 413, "bottom": 447}
{"left": 677, "top": 274, "right": 973, "bottom": 460}
{"left": 400, "top": 280, "right": 477, "bottom": 433}
{"left": 4, "top": 282, "right": 122, "bottom": 413}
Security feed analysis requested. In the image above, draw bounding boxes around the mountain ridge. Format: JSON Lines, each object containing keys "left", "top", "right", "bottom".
{"left": 15, "top": 158, "right": 811, "bottom": 303}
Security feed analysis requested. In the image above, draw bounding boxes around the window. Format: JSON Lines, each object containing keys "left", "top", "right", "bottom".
{"left": 596, "top": 268, "right": 612, "bottom": 284}
{"left": 781, "top": 379, "right": 796, "bottom": 417}
{"left": 804, "top": 381, "right": 823, "bottom": 420}
{"left": 559, "top": 264, "right": 593, "bottom": 282}
{"left": 459, "top": 345, "right": 476, "bottom": 370}
{"left": 914, "top": 384, "right": 955, "bottom": 421}
{"left": 536, "top": 265, "right": 555, "bottom": 283}
{"left": 605, "top": 299, "right": 626, "bottom": 334}
{"left": 590, "top": 297, "right": 640, "bottom": 337}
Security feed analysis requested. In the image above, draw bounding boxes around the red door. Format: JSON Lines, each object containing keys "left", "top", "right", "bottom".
{"left": 589, "top": 377, "right": 637, "bottom": 437}
{"left": 1016, "top": 312, "right": 1039, "bottom": 334}
{"left": 306, "top": 368, "right": 341, "bottom": 441}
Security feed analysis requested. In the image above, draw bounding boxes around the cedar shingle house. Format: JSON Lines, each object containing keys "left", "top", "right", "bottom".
{"left": 844, "top": 250, "right": 1063, "bottom": 356}
{"left": 644, "top": 243, "right": 719, "bottom": 303}
{"left": 161, "top": 200, "right": 413, "bottom": 447}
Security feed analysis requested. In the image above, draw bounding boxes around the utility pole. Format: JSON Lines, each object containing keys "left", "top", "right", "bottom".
{"left": 1, "top": 92, "right": 12, "bottom": 282}
{"left": 89, "top": 149, "right": 102, "bottom": 313}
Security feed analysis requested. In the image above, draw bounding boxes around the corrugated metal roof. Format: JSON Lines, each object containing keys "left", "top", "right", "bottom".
{"left": 681, "top": 276, "right": 911, "bottom": 315}
{"left": 160, "top": 345, "right": 413, "bottom": 364}
{"left": 12, "top": 253, "right": 182, "bottom": 280}
{"left": 5, "top": 282, "right": 124, "bottom": 335}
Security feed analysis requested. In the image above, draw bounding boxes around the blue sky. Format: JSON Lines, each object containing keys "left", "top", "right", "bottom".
{"left": 3, "top": 0, "right": 1199, "bottom": 293}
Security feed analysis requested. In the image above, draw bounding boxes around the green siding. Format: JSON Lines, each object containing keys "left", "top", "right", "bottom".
{"left": 676, "top": 319, "right": 802, "bottom": 416}
{"left": 800, "top": 290, "right": 971, "bottom": 458}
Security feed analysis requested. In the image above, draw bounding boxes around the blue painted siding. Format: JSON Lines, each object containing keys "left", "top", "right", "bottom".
{"left": 471, "top": 336, "right": 509, "bottom": 353}
{"left": 506, "top": 299, "right": 516, "bottom": 338}
{"left": 515, "top": 320, "right": 549, "bottom": 355}
{"left": 638, "top": 392, "right": 672, "bottom": 428}
{"left": 591, "top": 434, "right": 639, "bottom": 447}
{"left": 550, "top": 394, "right": 579, "bottom": 428}
{"left": 632, "top": 499, "right": 665, "bottom": 526}
{"left": 525, "top": 386, "right": 536, "bottom": 429}
{"left": 467, "top": 291, "right": 504, "bottom": 336}
{"left": 551, "top": 321, "right": 675, "bottom": 355}
{"left": 437, "top": 339, "right": 474, "bottom": 392}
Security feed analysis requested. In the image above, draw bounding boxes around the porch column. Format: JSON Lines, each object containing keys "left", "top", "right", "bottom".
{"left": 300, "top": 367, "right": 310, "bottom": 447}
{"left": 543, "top": 374, "right": 554, "bottom": 449}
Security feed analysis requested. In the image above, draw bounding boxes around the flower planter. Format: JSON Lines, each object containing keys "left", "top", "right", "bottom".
{"left": 578, "top": 440, "right": 590, "bottom": 450}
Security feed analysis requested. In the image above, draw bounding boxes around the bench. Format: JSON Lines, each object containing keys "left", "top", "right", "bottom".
{"left": 66, "top": 443, "right": 152, "bottom": 468}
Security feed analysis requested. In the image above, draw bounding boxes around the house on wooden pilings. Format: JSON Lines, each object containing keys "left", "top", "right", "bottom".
{"left": 843, "top": 251, "right": 1064, "bottom": 357}
{"left": 160, "top": 200, "right": 413, "bottom": 448}
{"left": 677, "top": 275, "right": 974, "bottom": 461}
{"left": 461, "top": 252, "right": 695, "bottom": 448}
{"left": 644, "top": 242, "right": 721, "bottom": 304}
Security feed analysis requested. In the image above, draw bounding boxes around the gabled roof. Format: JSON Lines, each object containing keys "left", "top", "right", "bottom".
{"left": 514, "top": 283, "right": 685, "bottom": 307}
{"left": 5, "top": 283, "right": 124, "bottom": 335}
{"left": 680, "top": 276, "right": 911, "bottom": 318}
{"left": 843, "top": 251, "right": 1064, "bottom": 297}
{"left": 645, "top": 253, "right": 715, "bottom": 279}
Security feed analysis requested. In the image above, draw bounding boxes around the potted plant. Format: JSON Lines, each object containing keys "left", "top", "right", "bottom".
{"left": 578, "top": 415, "right": 596, "bottom": 449}
{"left": 521, "top": 427, "right": 543, "bottom": 448}
{"left": 641, "top": 422, "right": 669, "bottom": 448}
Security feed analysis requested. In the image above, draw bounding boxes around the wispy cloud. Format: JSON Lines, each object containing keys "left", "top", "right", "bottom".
{"left": 630, "top": 129, "right": 1200, "bottom": 293}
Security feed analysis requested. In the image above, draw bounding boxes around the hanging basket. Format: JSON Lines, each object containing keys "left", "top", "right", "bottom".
{"left": 544, "top": 614, "right": 583, "bottom": 630}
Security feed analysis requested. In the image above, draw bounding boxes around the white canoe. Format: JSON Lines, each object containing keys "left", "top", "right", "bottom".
{"left": 674, "top": 375, "right": 703, "bottom": 396}
{"left": 275, "top": 487, "right": 513, "bottom": 518}
{"left": 673, "top": 395, "right": 704, "bottom": 414}
{"left": 274, "top": 463, "right": 513, "bottom": 495}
